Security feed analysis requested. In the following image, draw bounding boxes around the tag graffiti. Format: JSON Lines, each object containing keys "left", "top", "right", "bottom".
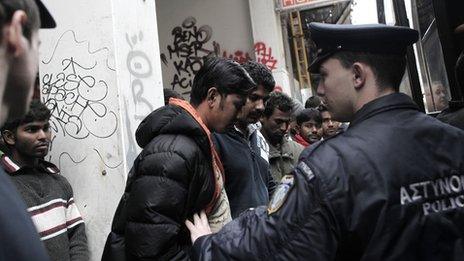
{"left": 400, "top": 174, "right": 464, "bottom": 216}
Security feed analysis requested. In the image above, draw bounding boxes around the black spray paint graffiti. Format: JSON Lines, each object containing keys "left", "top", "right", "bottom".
{"left": 161, "top": 16, "right": 218, "bottom": 94}
{"left": 42, "top": 57, "right": 118, "bottom": 140}
{"left": 126, "top": 31, "right": 154, "bottom": 120}
{"left": 41, "top": 30, "right": 118, "bottom": 141}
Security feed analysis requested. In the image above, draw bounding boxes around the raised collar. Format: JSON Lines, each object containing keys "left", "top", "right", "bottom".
{"left": 350, "top": 93, "right": 420, "bottom": 127}
{"left": 0, "top": 155, "right": 60, "bottom": 175}
{"left": 233, "top": 122, "right": 261, "bottom": 141}
{"left": 268, "top": 136, "right": 292, "bottom": 158}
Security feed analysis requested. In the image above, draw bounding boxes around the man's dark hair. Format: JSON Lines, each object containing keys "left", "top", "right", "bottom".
{"left": 331, "top": 51, "right": 406, "bottom": 92}
{"left": 305, "top": 96, "right": 321, "bottom": 109}
{"left": 263, "top": 92, "right": 294, "bottom": 118}
{"left": 318, "top": 104, "right": 328, "bottom": 113}
{"left": 296, "top": 108, "right": 322, "bottom": 126}
{"left": 163, "top": 88, "right": 183, "bottom": 105}
{"left": 190, "top": 57, "right": 256, "bottom": 106}
{"left": 1, "top": 100, "right": 50, "bottom": 132}
{"left": 241, "top": 61, "right": 275, "bottom": 92}
{"left": 0, "top": 0, "right": 40, "bottom": 41}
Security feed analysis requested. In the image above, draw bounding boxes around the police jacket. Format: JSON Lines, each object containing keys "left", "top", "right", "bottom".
{"left": 191, "top": 93, "right": 464, "bottom": 261}
{"left": 103, "top": 104, "right": 218, "bottom": 261}
{"left": 213, "top": 125, "right": 276, "bottom": 218}
{"left": 0, "top": 168, "right": 50, "bottom": 261}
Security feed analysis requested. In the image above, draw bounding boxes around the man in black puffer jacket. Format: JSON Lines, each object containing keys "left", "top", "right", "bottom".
{"left": 186, "top": 24, "right": 464, "bottom": 261}
{"left": 102, "top": 57, "right": 255, "bottom": 260}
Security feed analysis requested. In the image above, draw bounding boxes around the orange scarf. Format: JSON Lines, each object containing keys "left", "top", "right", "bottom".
{"left": 169, "top": 98, "right": 225, "bottom": 214}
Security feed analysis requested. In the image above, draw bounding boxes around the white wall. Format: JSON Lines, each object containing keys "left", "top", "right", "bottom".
{"left": 157, "top": 0, "right": 289, "bottom": 97}
{"left": 39, "top": 0, "right": 163, "bottom": 259}
{"left": 351, "top": 0, "right": 379, "bottom": 24}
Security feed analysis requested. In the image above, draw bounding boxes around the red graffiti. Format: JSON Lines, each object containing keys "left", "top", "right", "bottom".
{"left": 222, "top": 50, "right": 252, "bottom": 64}
{"left": 221, "top": 42, "right": 278, "bottom": 70}
{"left": 254, "top": 42, "right": 277, "bottom": 70}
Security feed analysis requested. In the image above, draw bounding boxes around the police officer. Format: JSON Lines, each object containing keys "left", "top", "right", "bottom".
{"left": 185, "top": 22, "right": 464, "bottom": 260}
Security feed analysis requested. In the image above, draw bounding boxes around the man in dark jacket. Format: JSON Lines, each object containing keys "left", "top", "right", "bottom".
{"left": 0, "top": 1, "right": 55, "bottom": 260}
{"left": 186, "top": 23, "right": 464, "bottom": 260}
{"left": 213, "top": 61, "right": 276, "bottom": 218}
{"left": 102, "top": 57, "right": 255, "bottom": 260}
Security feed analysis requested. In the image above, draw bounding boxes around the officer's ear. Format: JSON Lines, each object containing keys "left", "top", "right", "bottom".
{"left": 2, "top": 129, "right": 16, "bottom": 146}
{"left": 5, "top": 10, "right": 28, "bottom": 57}
{"left": 352, "top": 62, "right": 367, "bottom": 90}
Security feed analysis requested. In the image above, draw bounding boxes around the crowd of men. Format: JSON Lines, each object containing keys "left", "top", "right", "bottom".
{"left": 1, "top": 1, "right": 464, "bottom": 261}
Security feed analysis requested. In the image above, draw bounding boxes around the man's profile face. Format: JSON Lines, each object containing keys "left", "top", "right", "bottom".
{"left": 321, "top": 111, "right": 340, "bottom": 138}
{"left": 316, "top": 58, "right": 355, "bottom": 122}
{"left": 2, "top": 30, "right": 40, "bottom": 124}
{"left": 11, "top": 120, "right": 51, "bottom": 160}
{"left": 432, "top": 82, "right": 448, "bottom": 111}
{"left": 211, "top": 93, "right": 246, "bottom": 133}
{"left": 236, "top": 85, "right": 268, "bottom": 125}
{"left": 300, "top": 119, "right": 322, "bottom": 144}
{"left": 261, "top": 108, "right": 291, "bottom": 146}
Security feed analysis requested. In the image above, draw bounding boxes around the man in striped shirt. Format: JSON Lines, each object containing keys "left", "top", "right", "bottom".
{"left": 1, "top": 100, "right": 88, "bottom": 261}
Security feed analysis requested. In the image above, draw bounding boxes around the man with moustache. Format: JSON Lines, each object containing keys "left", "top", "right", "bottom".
{"left": 102, "top": 57, "right": 255, "bottom": 260}
{"left": 213, "top": 61, "right": 276, "bottom": 218}
{"left": 261, "top": 92, "right": 303, "bottom": 181}
{"left": 318, "top": 104, "right": 342, "bottom": 139}
{"left": 293, "top": 108, "right": 323, "bottom": 147}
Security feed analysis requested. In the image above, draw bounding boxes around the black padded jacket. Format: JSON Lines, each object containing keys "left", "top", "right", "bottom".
{"left": 102, "top": 104, "right": 217, "bottom": 261}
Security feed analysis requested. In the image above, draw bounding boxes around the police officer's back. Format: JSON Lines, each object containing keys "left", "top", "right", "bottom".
{"left": 188, "top": 23, "right": 464, "bottom": 261}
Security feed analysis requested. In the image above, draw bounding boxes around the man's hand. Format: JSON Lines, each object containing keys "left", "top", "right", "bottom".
{"left": 185, "top": 211, "right": 212, "bottom": 243}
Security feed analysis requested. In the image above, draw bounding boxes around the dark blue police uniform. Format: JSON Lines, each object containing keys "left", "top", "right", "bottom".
{"left": 190, "top": 23, "right": 464, "bottom": 261}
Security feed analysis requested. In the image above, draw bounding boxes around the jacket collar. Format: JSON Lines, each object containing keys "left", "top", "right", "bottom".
{"left": 0, "top": 155, "right": 60, "bottom": 175}
{"left": 350, "top": 93, "right": 420, "bottom": 127}
{"left": 268, "top": 136, "right": 293, "bottom": 159}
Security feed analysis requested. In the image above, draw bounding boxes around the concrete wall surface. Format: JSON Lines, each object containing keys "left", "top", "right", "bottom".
{"left": 38, "top": 0, "right": 163, "bottom": 259}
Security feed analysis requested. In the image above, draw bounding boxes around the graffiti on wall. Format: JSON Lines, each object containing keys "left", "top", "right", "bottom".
{"left": 126, "top": 31, "right": 154, "bottom": 120}
{"left": 161, "top": 17, "right": 279, "bottom": 96}
{"left": 161, "top": 16, "right": 218, "bottom": 94}
{"left": 41, "top": 30, "right": 121, "bottom": 169}
{"left": 222, "top": 42, "right": 278, "bottom": 70}
{"left": 41, "top": 31, "right": 118, "bottom": 141}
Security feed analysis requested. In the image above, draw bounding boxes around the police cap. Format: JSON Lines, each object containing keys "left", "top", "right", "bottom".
{"left": 35, "top": 0, "right": 56, "bottom": 28}
{"left": 308, "top": 23, "right": 418, "bottom": 73}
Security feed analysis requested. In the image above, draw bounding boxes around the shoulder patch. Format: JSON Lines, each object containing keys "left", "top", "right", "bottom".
{"left": 268, "top": 175, "right": 294, "bottom": 215}
{"left": 297, "top": 161, "right": 315, "bottom": 181}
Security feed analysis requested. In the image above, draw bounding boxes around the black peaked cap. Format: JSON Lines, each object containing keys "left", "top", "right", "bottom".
{"left": 308, "top": 22, "right": 418, "bottom": 73}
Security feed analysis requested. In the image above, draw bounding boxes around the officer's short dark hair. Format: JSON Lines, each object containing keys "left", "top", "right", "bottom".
{"left": 190, "top": 56, "right": 256, "bottom": 106}
{"left": 297, "top": 108, "right": 322, "bottom": 126}
{"left": 263, "top": 92, "right": 294, "bottom": 118}
{"left": 0, "top": 0, "right": 40, "bottom": 41}
{"left": 1, "top": 100, "right": 50, "bottom": 132}
{"left": 242, "top": 61, "right": 275, "bottom": 93}
{"left": 305, "top": 96, "right": 321, "bottom": 109}
{"left": 331, "top": 51, "right": 406, "bottom": 92}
